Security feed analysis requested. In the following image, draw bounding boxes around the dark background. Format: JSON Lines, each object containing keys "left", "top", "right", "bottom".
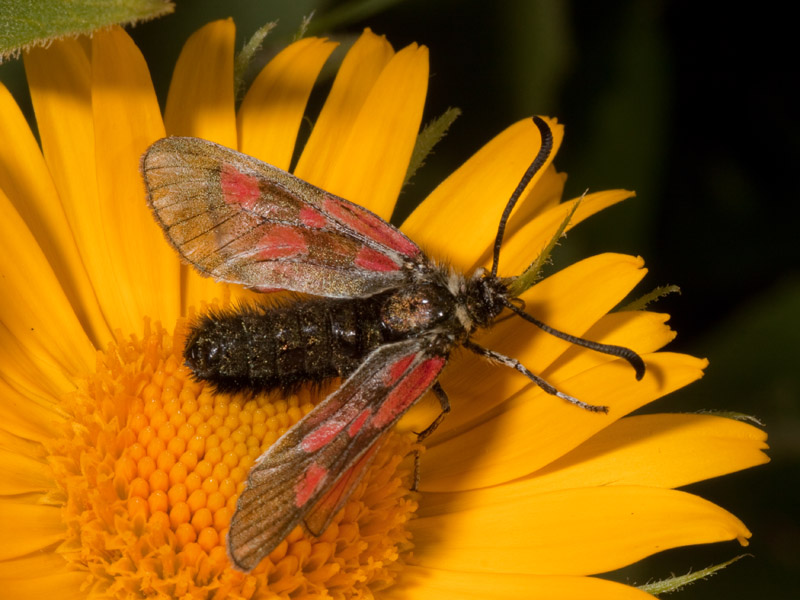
{"left": 1, "top": 1, "right": 795, "bottom": 597}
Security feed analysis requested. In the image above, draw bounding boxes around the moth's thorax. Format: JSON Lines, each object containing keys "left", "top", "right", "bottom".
{"left": 380, "top": 282, "right": 457, "bottom": 338}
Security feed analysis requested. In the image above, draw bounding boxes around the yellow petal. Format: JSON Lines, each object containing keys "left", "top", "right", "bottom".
{"left": 538, "top": 309, "right": 677, "bottom": 393}
{"left": 0, "top": 554, "right": 83, "bottom": 600}
{"left": 23, "top": 39, "right": 93, "bottom": 238}
{"left": 420, "top": 414, "right": 767, "bottom": 516}
{"left": 421, "top": 352, "right": 706, "bottom": 491}
{"left": 0, "top": 499, "right": 64, "bottom": 560}
{"left": 388, "top": 566, "right": 656, "bottom": 600}
{"left": 410, "top": 486, "right": 750, "bottom": 575}
{"left": 0, "top": 379, "right": 64, "bottom": 443}
{"left": 0, "top": 427, "right": 47, "bottom": 460}
{"left": 521, "top": 413, "right": 769, "bottom": 492}
{"left": 300, "top": 41, "right": 429, "bottom": 219}
{"left": 489, "top": 189, "right": 634, "bottom": 276}
{"left": 546, "top": 310, "right": 675, "bottom": 382}
{"left": 238, "top": 37, "right": 337, "bottom": 168}
{"left": 0, "top": 328, "right": 74, "bottom": 406}
{"left": 23, "top": 40, "right": 122, "bottom": 327}
{"left": 402, "top": 117, "right": 564, "bottom": 271}
{"left": 507, "top": 164, "right": 567, "bottom": 225}
{"left": 164, "top": 19, "right": 237, "bottom": 147}
{"left": 0, "top": 190, "right": 95, "bottom": 386}
{"left": 25, "top": 31, "right": 178, "bottom": 334}
{"left": 0, "top": 448, "right": 52, "bottom": 495}
{"left": 295, "top": 29, "right": 394, "bottom": 187}
{"left": 478, "top": 164, "right": 569, "bottom": 268}
{"left": 162, "top": 19, "right": 238, "bottom": 308}
{"left": 401, "top": 253, "right": 646, "bottom": 437}
{"left": 0, "top": 84, "right": 110, "bottom": 346}
{"left": 91, "top": 27, "right": 179, "bottom": 331}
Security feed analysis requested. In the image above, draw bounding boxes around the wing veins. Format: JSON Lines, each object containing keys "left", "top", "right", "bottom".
{"left": 146, "top": 177, "right": 214, "bottom": 195}
{"left": 143, "top": 163, "right": 224, "bottom": 174}
{"left": 168, "top": 211, "right": 240, "bottom": 246}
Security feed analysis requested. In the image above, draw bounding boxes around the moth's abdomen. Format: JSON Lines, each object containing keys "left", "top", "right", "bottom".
{"left": 184, "top": 298, "right": 384, "bottom": 394}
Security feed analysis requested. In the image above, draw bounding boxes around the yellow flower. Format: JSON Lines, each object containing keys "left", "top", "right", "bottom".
{"left": 0, "top": 20, "right": 768, "bottom": 600}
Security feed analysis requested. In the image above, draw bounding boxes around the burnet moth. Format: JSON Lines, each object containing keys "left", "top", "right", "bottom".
{"left": 141, "top": 116, "right": 645, "bottom": 572}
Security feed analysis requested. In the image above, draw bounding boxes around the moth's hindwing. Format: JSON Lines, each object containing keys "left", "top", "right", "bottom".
{"left": 227, "top": 338, "right": 446, "bottom": 571}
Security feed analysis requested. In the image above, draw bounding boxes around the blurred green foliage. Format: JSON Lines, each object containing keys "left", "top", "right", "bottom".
{"left": 0, "top": 1, "right": 795, "bottom": 597}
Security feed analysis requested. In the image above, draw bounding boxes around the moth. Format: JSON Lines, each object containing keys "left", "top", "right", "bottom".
{"left": 141, "top": 117, "right": 645, "bottom": 572}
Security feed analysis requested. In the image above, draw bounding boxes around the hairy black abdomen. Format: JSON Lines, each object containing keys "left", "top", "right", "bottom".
{"left": 184, "top": 297, "right": 385, "bottom": 394}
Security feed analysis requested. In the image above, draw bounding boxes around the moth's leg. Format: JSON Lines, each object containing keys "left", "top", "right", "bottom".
{"left": 410, "top": 383, "right": 450, "bottom": 491}
{"left": 416, "top": 383, "right": 451, "bottom": 442}
{"left": 464, "top": 340, "right": 609, "bottom": 413}
{"left": 411, "top": 451, "right": 421, "bottom": 492}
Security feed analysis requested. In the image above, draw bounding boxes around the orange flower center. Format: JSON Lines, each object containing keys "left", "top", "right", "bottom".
{"left": 48, "top": 317, "right": 418, "bottom": 598}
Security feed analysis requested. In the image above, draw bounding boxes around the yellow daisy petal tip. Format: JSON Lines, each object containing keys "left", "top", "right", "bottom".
{"left": 238, "top": 36, "right": 338, "bottom": 167}
{"left": 164, "top": 18, "right": 237, "bottom": 145}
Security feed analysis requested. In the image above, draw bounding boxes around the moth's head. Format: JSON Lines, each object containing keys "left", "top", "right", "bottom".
{"left": 464, "top": 270, "right": 508, "bottom": 328}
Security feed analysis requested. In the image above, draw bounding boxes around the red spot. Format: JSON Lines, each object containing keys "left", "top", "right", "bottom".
{"left": 354, "top": 247, "right": 399, "bottom": 272}
{"left": 347, "top": 409, "right": 372, "bottom": 437}
{"left": 323, "top": 196, "right": 420, "bottom": 257}
{"left": 300, "top": 205, "right": 328, "bottom": 228}
{"left": 388, "top": 354, "right": 415, "bottom": 384}
{"left": 301, "top": 423, "right": 343, "bottom": 453}
{"left": 374, "top": 357, "right": 446, "bottom": 428}
{"left": 257, "top": 225, "right": 308, "bottom": 260}
{"left": 295, "top": 463, "right": 328, "bottom": 507}
{"left": 220, "top": 165, "right": 261, "bottom": 210}
{"left": 304, "top": 445, "right": 380, "bottom": 532}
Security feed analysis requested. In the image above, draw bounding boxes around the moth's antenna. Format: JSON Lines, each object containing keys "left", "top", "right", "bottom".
{"left": 501, "top": 298, "right": 646, "bottom": 380}
{"left": 490, "top": 116, "right": 553, "bottom": 278}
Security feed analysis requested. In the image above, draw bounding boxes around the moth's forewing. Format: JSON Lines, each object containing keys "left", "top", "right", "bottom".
{"left": 141, "top": 137, "right": 422, "bottom": 297}
{"left": 227, "top": 339, "right": 446, "bottom": 571}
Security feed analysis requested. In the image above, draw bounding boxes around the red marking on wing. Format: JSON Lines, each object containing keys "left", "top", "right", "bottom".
{"left": 303, "top": 435, "right": 385, "bottom": 536}
{"left": 295, "top": 463, "right": 328, "bottom": 507}
{"left": 354, "top": 246, "right": 401, "bottom": 272}
{"left": 388, "top": 354, "right": 416, "bottom": 384}
{"left": 323, "top": 196, "right": 420, "bottom": 257}
{"left": 256, "top": 225, "right": 308, "bottom": 260}
{"left": 220, "top": 165, "right": 261, "bottom": 210}
{"left": 301, "top": 423, "right": 344, "bottom": 453}
{"left": 300, "top": 205, "right": 328, "bottom": 228}
{"left": 347, "top": 408, "right": 372, "bottom": 437}
{"left": 374, "top": 357, "right": 447, "bottom": 428}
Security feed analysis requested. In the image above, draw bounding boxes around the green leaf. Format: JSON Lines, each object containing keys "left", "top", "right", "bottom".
{"left": 508, "top": 197, "right": 581, "bottom": 297}
{"left": 0, "top": 0, "right": 174, "bottom": 61}
{"left": 638, "top": 555, "right": 750, "bottom": 595}
{"left": 620, "top": 284, "right": 681, "bottom": 311}
{"left": 234, "top": 21, "right": 277, "bottom": 97}
{"left": 404, "top": 107, "right": 461, "bottom": 186}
